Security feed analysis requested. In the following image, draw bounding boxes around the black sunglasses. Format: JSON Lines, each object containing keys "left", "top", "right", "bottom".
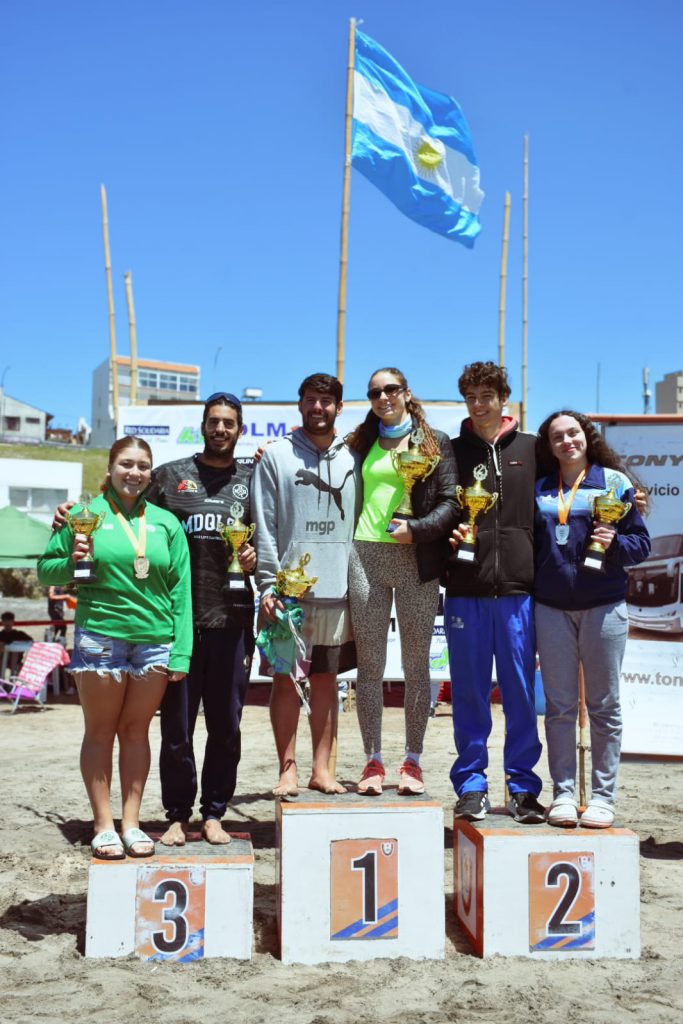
{"left": 204, "top": 391, "right": 242, "bottom": 410}
{"left": 367, "top": 384, "right": 405, "bottom": 401}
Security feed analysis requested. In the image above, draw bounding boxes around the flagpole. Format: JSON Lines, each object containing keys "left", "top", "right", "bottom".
{"left": 521, "top": 134, "right": 529, "bottom": 431}
{"left": 336, "top": 17, "right": 356, "bottom": 384}
{"left": 100, "top": 185, "right": 119, "bottom": 431}
{"left": 124, "top": 271, "right": 138, "bottom": 405}
{"left": 497, "top": 191, "right": 511, "bottom": 368}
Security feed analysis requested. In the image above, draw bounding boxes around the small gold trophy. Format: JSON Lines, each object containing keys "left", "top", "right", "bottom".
{"left": 387, "top": 428, "right": 440, "bottom": 532}
{"left": 65, "top": 496, "right": 106, "bottom": 584}
{"left": 275, "top": 552, "right": 318, "bottom": 599}
{"left": 582, "top": 474, "right": 631, "bottom": 574}
{"left": 219, "top": 503, "right": 255, "bottom": 590}
{"left": 454, "top": 464, "right": 499, "bottom": 564}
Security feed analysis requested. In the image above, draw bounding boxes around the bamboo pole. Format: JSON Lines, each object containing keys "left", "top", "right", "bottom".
{"left": 124, "top": 271, "right": 139, "bottom": 405}
{"left": 100, "top": 185, "right": 119, "bottom": 429}
{"left": 521, "top": 134, "right": 529, "bottom": 431}
{"left": 335, "top": 17, "right": 356, "bottom": 385}
{"left": 578, "top": 664, "right": 590, "bottom": 810}
{"left": 497, "top": 192, "right": 511, "bottom": 369}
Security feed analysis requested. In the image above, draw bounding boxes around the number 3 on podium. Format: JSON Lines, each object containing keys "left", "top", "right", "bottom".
{"left": 528, "top": 852, "right": 595, "bottom": 952}
{"left": 135, "top": 866, "right": 207, "bottom": 961}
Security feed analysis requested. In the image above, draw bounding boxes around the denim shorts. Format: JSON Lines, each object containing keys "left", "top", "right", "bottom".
{"left": 70, "top": 626, "right": 172, "bottom": 681}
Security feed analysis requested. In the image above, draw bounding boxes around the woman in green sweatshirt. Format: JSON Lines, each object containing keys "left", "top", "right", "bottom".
{"left": 38, "top": 436, "right": 192, "bottom": 859}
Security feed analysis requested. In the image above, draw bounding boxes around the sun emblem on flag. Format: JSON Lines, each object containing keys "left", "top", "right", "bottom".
{"left": 415, "top": 134, "right": 445, "bottom": 174}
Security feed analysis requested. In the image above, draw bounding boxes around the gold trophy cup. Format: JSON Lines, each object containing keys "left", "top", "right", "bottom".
{"left": 387, "top": 430, "right": 440, "bottom": 532}
{"left": 65, "top": 497, "right": 106, "bottom": 584}
{"left": 219, "top": 503, "right": 255, "bottom": 590}
{"left": 275, "top": 552, "right": 319, "bottom": 599}
{"left": 454, "top": 464, "right": 499, "bottom": 564}
{"left": 582, "top": 474, "right": 631, "bottom": 573}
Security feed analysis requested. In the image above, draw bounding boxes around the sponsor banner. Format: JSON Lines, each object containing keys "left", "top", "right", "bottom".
{"left": 603, "top": 421, "right": 683, "bottom": 756}
{"left": 118, "top": 402, "right": 465, "bottom": 464}
{"left": 620, "top": 640, "right": 683, "bottom": 756}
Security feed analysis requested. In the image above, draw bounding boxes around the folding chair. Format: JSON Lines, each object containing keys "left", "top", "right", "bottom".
{"left": 0, "top": 642, "right": 71, "bottom": 713}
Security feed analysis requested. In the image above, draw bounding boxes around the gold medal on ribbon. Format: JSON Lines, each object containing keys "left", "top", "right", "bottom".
{"left": 108, "top": 497, "right": 149, "bottom": 580}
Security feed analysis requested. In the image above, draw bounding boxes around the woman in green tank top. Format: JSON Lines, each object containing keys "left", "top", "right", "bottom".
{"left": 347, "top": 368, "right": 458, "bottom": 797}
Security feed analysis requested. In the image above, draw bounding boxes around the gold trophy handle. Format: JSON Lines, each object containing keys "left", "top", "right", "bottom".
{"left": 241, "top": 523, "right": 256, "bottom": 547}
{"left": 423, "top": 455, "right": 440, "bottom": 480}
{"left": 484, "top": 493, "right": 499, "bottom": 515}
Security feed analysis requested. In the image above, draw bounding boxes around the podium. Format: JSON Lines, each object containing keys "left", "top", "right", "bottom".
{"left": 277, "top": 790, "right": 444, "bottom": 965}
{"left": 86, "top": 835, "right": 254, "bottom": 960}
{"left": 453, "top": 814, "right": 640, "bottom": 958}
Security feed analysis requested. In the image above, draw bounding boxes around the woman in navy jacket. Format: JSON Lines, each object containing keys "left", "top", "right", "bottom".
{"left": 534, "top": 410, "right": 650, "bottom": 829}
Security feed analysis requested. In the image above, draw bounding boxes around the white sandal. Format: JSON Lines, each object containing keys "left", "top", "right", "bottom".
{"left": 546, "top": 798, "right": 578, "bottom": 827}
{"left": 580, "top": 801, "right": 615, "bottom": 829}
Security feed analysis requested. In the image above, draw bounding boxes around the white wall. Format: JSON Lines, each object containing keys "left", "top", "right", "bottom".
{"left": 0, "top": 459, "right": 83, "bottom": 524}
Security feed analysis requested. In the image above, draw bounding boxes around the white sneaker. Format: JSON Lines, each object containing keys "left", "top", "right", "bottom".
{"left": 547, "top": 798, "right": 578, "bottom": 827}
{"left": 580, "top": 800, "right": 615, "bottom": 829}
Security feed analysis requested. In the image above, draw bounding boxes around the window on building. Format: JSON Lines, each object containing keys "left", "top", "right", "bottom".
{"left": 3, "top": 416, "right": 20, "bottom": 431}
{"left": 138, "top": 370, "right": 158, "bottom": 389}
{"left": 179, "top": 375, "right": 198, "bottom": 393}
{"left": 25, "top": 417, "right": 41, "bottom": 424}
{"left": 9, "top": 486, "right": 69, "bottom": 513}
{"left": 159, "top": 372, "right": 178, "bottom": 391}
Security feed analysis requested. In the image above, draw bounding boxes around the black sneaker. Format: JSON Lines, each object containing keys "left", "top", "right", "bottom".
{"left": 455, "top": 791, "right": 490, "bottom": 821}
{"left": 507, "top": 792, "right": 545, "bottom": 824}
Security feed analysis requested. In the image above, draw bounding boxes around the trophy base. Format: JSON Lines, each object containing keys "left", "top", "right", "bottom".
{"left": 386, "top": 511, "right": 411, "bottom": 534}
{"left": 456, "top": 540, "right": 476, "bottom": 564}
{"left": 581, "top": 550, "right": 606, "bottom": 574}
{"left": 73, "top": 560, "right": 97, "bottom": 584}
{"left": 224, "top": 572, "right": 248, "bottom": 591}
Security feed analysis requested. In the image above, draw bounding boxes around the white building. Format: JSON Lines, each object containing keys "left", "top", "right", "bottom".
{"left": 656, "top": 370, "right": 683, "bottom": 414}
{"left": 0, "top": 388, "right": 50, "bottom": 443}
{"left": 91, "top": 356, "right": 201, "bottom": 448}
{"left": 0, "top": 459, "right": 83, "bottom": 525}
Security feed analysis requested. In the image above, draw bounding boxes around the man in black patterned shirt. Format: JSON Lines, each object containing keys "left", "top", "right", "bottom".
{"left": 146, "top": 393, "right": 256, "bottom": 846}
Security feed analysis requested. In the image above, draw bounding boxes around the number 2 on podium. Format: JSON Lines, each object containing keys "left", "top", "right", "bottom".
{"left": 528, "top": 852, "right": 595, "bottom": 952}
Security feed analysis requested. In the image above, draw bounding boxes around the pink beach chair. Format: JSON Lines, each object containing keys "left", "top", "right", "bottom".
{"left": 0, "top": 642, "right": 71, "bottom": 713}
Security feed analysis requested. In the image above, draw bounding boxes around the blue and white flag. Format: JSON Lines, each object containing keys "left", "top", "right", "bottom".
{"left": 352, "top": 30, "right": 484, "bottom": 246}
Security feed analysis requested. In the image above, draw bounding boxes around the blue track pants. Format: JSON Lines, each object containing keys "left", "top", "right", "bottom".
{"left": 445, "top": 595, "right": 542, "bottom": 797}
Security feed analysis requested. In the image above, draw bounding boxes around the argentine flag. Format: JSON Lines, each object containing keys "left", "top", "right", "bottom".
{"left": 352, "top": 31, "right": 484, "bottom": 247}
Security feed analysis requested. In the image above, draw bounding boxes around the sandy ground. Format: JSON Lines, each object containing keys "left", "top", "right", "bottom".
{"left": 1, "top": 662, "right": 682, "bottom": 1024}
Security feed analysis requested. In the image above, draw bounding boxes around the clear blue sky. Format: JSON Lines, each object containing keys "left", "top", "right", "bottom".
{"left": 2, "top": 1, "right": 681, "bottom": 433}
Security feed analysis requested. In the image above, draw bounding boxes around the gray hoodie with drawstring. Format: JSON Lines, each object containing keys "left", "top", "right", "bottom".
{"left": 252, "top": 429, "right": 361, "bottom": 604}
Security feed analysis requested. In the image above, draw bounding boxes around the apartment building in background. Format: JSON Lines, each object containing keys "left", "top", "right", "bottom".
{"left": 91, "top": 355, "right": 201, "bottom": 448}
{"left": 656, "top": 370, "right": 683, "bottom": 414}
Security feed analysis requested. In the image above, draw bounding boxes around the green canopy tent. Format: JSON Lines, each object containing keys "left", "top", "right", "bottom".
{"left": 0, "top": 506, "right": 52, "bottom": 568}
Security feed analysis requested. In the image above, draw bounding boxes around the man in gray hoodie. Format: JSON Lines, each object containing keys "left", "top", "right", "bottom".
{"left": 252, "top": 373, "right": 360, "bottom": 796}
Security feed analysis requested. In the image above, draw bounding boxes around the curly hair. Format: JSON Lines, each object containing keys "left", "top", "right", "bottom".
{"left": 298, "top": 372, "right": 343, "bottom": 404}
{"left": 346, "top": 367, "right": 440, "bottom": 459}
{"left": 458, "top": 361, "right": 511, "bottom": 402}
{"left": 536, "top": 410, "right": 646, "bottom": 501}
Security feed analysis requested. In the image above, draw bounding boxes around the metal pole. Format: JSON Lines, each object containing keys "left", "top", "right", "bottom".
{"left": 100, "top": 185, "right": 119, "bottom": 430}
{"left": 497, "top": 192, "right": 511, "bottom": 369}
{"left": 335, "top": 18, "right": 356, "bottom": 385}
{"left": 124, "top": 272, "right": 138, "bottom": 405}
{"left": 521, "top": 134, "right": 529, "bottom": 431}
